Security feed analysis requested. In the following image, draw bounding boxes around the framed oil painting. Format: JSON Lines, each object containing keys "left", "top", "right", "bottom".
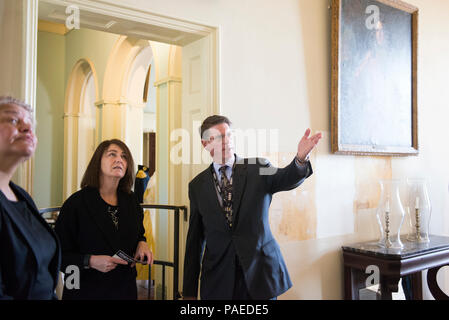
{"left": 331, "top": 0, "right": 418, "bottom": 156}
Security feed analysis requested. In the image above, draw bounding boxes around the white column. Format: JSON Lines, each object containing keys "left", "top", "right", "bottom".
{"left": 62, "top": 112, "right": 79, "bottom": 200}
{"left": 95, "top": 98, "right": 145, "bottom": 173}
{"left": 1, "top": 0, "right": 39, "bottom": 194}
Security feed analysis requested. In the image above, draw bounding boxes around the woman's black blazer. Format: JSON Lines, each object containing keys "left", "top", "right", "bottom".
{"left": 54, "top": 186, "right": 146, "bottom": 300}
{"left": 0, "top": 182, "right": 61, "bottom": 299}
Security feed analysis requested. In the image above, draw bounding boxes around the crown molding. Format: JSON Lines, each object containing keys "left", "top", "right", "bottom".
{"left": 38, "top": 19, "right": 70, "bottom": 35}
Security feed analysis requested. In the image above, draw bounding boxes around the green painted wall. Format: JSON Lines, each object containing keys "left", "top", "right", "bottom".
{"left": 35, "top": 31, "right": 65, "bottom": 208}
{"left": 64, "top": 28, "right": 120, "bottom": 97}
{"left": 34, "top": 28, "right": 119, "bottom": 208}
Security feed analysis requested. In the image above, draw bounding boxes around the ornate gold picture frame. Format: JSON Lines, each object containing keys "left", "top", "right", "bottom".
{"left": 331, "top": 0, "right": 418, "bottom": 156}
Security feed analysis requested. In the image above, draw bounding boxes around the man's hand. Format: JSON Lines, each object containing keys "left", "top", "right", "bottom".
{"left": 297, "top": 128, "right": 322, "bottom": 161}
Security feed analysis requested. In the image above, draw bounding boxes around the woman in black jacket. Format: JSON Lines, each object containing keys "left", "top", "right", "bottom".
{"left": 0, "top": 96, "right": 61, "bottom": 300}
{"left": 55, "top": 139, "right": 153, "bottom": 300}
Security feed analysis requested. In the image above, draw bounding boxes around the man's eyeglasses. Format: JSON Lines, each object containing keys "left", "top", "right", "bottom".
{"left": 206, "top": 131, "right": 234, "bottom": 142}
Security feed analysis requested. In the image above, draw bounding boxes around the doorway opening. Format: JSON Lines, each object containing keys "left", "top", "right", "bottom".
{"left": 35, "top": 0, "right": 219, "bottom": 299}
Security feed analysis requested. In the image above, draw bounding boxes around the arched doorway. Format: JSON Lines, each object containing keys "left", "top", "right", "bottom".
{"left": 100, "top": 36, "right": 154, "bottom": 166}
{"left": 63, "top": 58, "right": 99, "bottom": 200}
{"left": 102, "top": 36, "right": 185, "bottom": 299}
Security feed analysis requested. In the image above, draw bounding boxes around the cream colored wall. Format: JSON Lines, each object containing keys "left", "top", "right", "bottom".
{"left": 392, "top": 0, "right": 449, "bottom": 241}
{"left": 392, "top": 0, "right": 449, "bottom": 298}
{"left": 118, "top": 0, "right": 449, "bottom": 299}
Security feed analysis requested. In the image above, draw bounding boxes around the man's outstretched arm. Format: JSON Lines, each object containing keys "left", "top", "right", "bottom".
{"left": 267, "top": 128, "right": 322, "bottom": 194}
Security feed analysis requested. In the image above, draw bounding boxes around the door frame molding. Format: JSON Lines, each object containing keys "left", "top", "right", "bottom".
{"left": 14, "top": 0, "right": 39, "bottom": 194}
{"left": 39, "top": 0, "right": 220, "bottom": 113}
{"left": 28, "top": 0, "right": 220, "bottom": 297}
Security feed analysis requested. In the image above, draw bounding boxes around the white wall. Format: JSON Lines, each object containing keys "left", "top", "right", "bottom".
{"left": 115, "top": 0, "right": 449, "bottom": 299}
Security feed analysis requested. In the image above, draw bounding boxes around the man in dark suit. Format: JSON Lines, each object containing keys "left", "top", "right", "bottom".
{"left": 183, "top": 115, "right": 322, "bottom": 300}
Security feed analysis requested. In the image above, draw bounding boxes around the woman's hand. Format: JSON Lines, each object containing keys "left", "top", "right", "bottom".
{"left": 132, "top": 241, "right": 153, "bottom": 267}
{"left": 89, "top": 255, "right": 128, "bottom": 273}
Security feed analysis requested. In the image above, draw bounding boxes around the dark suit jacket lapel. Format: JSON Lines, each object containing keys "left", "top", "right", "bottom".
{"left": 232, "top": 156, "right": 247, "bottom": 229}
{"left": 12, "top": 183, "right": 62, "bottom": 285}
{"left": 84, "top": 187, "right": 120, "bottom": 252}
{"left": 1, "top": 182, "right": 61, "bottom": 289}
{"left": 0, "top": 186, "right": 41, "bottom": 266}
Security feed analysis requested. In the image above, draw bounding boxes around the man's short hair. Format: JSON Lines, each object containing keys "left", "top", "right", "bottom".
{"left": 200, "top": 115, "right": 232, "bottom": 140}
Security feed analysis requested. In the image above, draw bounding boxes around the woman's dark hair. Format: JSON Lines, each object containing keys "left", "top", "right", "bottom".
{"left": 80, "top": 139, "right": 135, "bottom": 194}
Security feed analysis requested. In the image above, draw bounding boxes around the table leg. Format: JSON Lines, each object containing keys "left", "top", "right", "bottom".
{"left": 380, "top": 276, "right": 400, "bottom": 300}
{"left": 410, "top": 272, "right": 422, "bottom": 300}
{"left": 427, "top": 265, "right": 449, "bottom": 300}
{"left": 344, "top": 266, "right": 358, "bottom": 300}
{"left": 344, "top": 266, "right": 367, "bottom": 300}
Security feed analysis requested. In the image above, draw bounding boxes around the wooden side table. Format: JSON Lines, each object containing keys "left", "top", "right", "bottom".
{"left": 342, "top": 235, "right": 449, "bottom": 300}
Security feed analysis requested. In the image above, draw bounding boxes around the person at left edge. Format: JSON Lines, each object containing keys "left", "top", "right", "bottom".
{"left": 55, "top": 139, "right": 153, "bottom": 300}
{"left": 0, "top": 96, "right": 61, "bottom": 300}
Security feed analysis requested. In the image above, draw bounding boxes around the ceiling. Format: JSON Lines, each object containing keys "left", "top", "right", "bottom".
{"left": 38, "top": 1, "right": 207, "bottom": 46}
